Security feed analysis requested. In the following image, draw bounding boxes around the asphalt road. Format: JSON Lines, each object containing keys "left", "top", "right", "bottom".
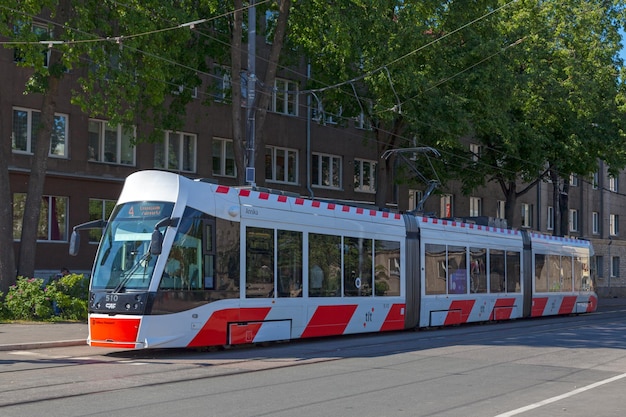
{"left": 1, "top": 306, "right": 626, "bottom": 417}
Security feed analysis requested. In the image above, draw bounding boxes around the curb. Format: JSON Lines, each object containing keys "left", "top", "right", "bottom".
{"left": 0, "top": 339, "right": 86, "bottom": 352}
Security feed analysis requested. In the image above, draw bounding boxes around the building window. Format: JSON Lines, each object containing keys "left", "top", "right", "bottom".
{"left": 610, "top": 214, "right": 619, "bottom": 236}
{"left": 592, "top": 171, "right": 599, "bottom": 189}
{"left": 596, "top": 256, "right": 604, "bottom": 278}
{"left": 155, "top": 131, "right": 197, "bottom": 172}
{"left": 12, "top": 107, "right": 68, "bottom": 157}
{"left": 354, "top": 159, "right": 376, "bottom": 193}
{"left": 611, "top": 256, "right": 620, "bottom": 278}
{"left": 212, "top": 138, "right": 236, "bottom": 177}
{"left": 496, "top": 200, "right": 506, "bottom": 219}
{"left": 13, "top": 193, "right": 68, "bottom": 241}
{"left": 521, "top": 203, "right": 533, "bottom": 228}
{"left": 569, "top": 209, "right": 578, "bottom": 232}
{"left": 14, "top": 22, "right": 51, "bottom": 67}
{"left": 312, "top": 153, "right": 342, "bottom": 189}
{"left": 88, "top": 199, "right": 115, "bottom": 243}
{"left": 547, "top": 206, "right": 554, "bottom": 230}
{"left": 609, "top": 175, "right": 618, "bottom": 192}
{"left": 271, "top": 78, "right": 298, "bottom": 116}
{"left": 88, "top": 119, "right": 135, "bottom": 165}
{"left": 569, "top": 174, "right": 578, "bottom": 186}
{"left": 469, "top": 197, "right": 481, "bottom": 217}
{"left": 592, "top": 212, "right": 599, "bottom": 234}
{"left": 213, "top": 65, "right": 231, "bottom": 102}
{"left": 469, "top": 143, "right": 482, "bottom": 162}
{"left": 265, "top": 146, "right": 298, "bottom": 184}
{"left": 409, "top": 189, "right": 424, "bottom": 211}
{"left": 440, "top": 194, "right": 453, "bottom": 218}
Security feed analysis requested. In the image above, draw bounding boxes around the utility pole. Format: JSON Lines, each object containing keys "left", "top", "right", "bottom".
{"left": 245, "top": 0, "right": 256, "bottom": 186}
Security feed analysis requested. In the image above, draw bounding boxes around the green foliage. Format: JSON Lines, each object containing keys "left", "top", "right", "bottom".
{"left": 4, "top": 277, "right": 53, "bottom": 320}
{"left": 46, "top": 274, "right": 89, "bottom": 321}
{"left": 1, "top": 275, "right": 88, "bottom": 322}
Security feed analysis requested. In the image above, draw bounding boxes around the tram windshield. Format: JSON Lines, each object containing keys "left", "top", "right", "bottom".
{"left": 91, "top": 201, "right": 174, "bottom": 291}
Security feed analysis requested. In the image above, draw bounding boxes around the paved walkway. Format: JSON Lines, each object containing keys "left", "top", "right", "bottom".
{"left": 1, "top": 297, "right": 625, "bottom": 351}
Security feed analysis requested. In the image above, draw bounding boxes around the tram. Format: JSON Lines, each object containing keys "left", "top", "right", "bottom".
{"left": 70, "top": 170, "right": 597, "bottom": 349}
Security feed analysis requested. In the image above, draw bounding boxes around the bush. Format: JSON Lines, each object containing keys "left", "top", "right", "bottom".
{"left": 47, "top": 273, "right": 89, "bottom": 321}
{"left": 2, "top": 274, "right": 88, "bottom": 322}
{"left": 4, "top": 277, "right": 53, "bottom": 320}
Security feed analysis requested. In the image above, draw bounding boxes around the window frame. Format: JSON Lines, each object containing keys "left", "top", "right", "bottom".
{"left": 271, "top": 78, "right": 298, "bottom": 116}
{"left": 212, "top": 137, "right": 237, "bottom": 178}
{"left": 88, "top": 119, "right": 136, "bottom": 165}
{"left": 155, "top": 130, "right": 197, "bottom": 173}
{"left": 13, "top": 193, "right": 68, "bottom": 242}
{"left": 311, "top": 152, "right": 342, "bottom": 189}
{"left": 354, "top": 158, "right": 377, "bottom": 193}
{"left": 265, "top": 145, "right": 298, "bottom": 184}
{"left": 12, "top": 107, "right": 68, "bottom": 157}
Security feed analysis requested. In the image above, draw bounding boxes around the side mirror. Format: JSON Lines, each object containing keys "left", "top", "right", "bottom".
{"left": 67, "top": 219, "right": 107, "bottom": 256}
{"left": 150, "top": 217, "right": 179, "bottom": 256}
{"left": 150, "top": 229, "right": 163, "bottom": 255}
{"left": 69, "top": 230, "right": 80, "bottom": 256}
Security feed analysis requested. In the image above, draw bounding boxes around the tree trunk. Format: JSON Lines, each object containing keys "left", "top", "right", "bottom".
{"left": 501, "top": 180, "right": 519, "bottom": 228}
{"left": 253, "top": 0, "right": 291, "bottom": 186}
{"left": 17, "top": 76, "right": 60, "bottom": 278}
{"left": 16, "top": 0, "right": 69, "bottom": 278}
{"left": 0, "top": 100, "right": 17, "bottom": 291}
{"left": 559, "top": 181, "right": 570, "bottom": 236}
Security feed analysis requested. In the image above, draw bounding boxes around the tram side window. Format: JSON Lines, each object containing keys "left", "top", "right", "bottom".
{"left": 374, "top": 240, "right": 401, "bottom": 296}
{"left": 344, "top": 237, "right": 373, "bottom": 297}
{"left": 246, "top": 227, "right": 274, "bottom": 298}
{"left": 447, "top": 245, "right": 467, "bottom": 294}
{"left": 425, "top": 243, "right": 446, "bottom": 295}
{"left": 561, "top": 256, "right": 573, "bottom": 292}
{"left": 161, "top": 211, "right": 203, "bottom": 290}
{"left": 506, "top": 251, "right": 521, "bottom": 293}
{"left": 277, "top": 230, "right": 303, "bottom": 297}
{"left": 490, "top": 249, "right": 505, "bottom": 293}
{"left": 470, "top": 247, "right": 487, "bottom": 293}
{"left": 215, "top": 218, "right": 240, "bottom": 295}
{"left": 574, "top": 256, "right": 592, "bottom": 291}
{"left": 309, "top": 233, "right": 341, "bottom": 297}
{"left": 547, "top": 254, "right": 561, "bottom": 291}
{"left": 534, "top": 253, "right": 548, "bottom": 292}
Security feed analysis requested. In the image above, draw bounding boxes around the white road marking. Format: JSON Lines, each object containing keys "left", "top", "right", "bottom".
{"left": 494, "top": 372, "right": 626, "bottom": 417}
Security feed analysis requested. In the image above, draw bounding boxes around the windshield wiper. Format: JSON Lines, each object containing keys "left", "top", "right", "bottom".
{"left": 112, "top": 252, "right": 152, "bottom": 293}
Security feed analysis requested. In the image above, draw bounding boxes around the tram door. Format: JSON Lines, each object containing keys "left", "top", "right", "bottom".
{"left": 403, "top": 214, "right": 420, "bottom": 328}
{"left": 520, "top": 230, "right": 533, "bottom": 318}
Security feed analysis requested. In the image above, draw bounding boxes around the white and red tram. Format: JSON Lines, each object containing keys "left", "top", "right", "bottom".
{"left": 72, "top": 170, "right": 597, "bottom": 349}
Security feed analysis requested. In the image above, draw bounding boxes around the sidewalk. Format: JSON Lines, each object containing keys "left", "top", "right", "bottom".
{"left": 0, "top": 298, "right": 624, "bottom": 351}
{"left": 0, "top": 322, "right": 87, "bottom": 351}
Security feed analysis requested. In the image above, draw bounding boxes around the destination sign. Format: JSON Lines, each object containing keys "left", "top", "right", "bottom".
{"left": 119, "top": 202, "right": 173, "bottom": 218}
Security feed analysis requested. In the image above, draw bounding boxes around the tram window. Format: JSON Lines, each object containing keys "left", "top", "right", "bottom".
{"left": 344, "top": 237, "right": 373, "bottom": 297}
{"left": 161, "top": 211, "right": 204, "bottom": 290}
{"left": 246, "top": 227, "right": 274, "bottom": 298}
{"left": 489, "top": 249, "right": 505, "bottom": 293}
{"left": 277, "top": 230, "right": 302, "bottom": 297}
{"left": 375, "top": 240, "right": 401, "bottom": 296}
{"left": 506, "top": 251, "right": 520, "bottom": 293}
{"left": 561, "top": 256, "right": 573, "bottom": 292}
{"left": 448, "top": 246, "right": 467, "bottom": 294}
{"left": 547, "top": 255, "right": 561, "bottom": 291}
{"left": 215, "top": 218, "right": 240, "bottom": 294}
{"left": 535, "top": 253, "right": 548, "bottom": 292}
{"left": 576, "top": 256, "right": 592, "bottom": 291}
{"left": 309, "top": 233, "right": 341, "bottom": 297}
{"left": 470, "top": 247, "right": 487, "bottom": 293}
{"left": 425, "top": 244, "right": 446, "bottom": 295}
